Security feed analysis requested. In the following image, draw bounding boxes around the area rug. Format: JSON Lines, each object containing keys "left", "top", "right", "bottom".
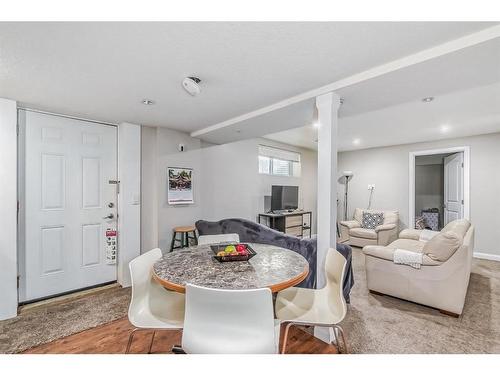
{"left": 0, "top": 285, "right": 130, "bottom": 353}
{"left": 343, "top": 249, "right": 500, "bottom": 353}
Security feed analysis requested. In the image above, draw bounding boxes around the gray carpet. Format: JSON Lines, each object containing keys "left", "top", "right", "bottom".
{"left": 1, "top": 250, "right": 499, "bottom": 354}
{"left": 0, "top": 285, "right": 130, "bottom": 353}
{"left": 343, "top": 248, "right": 500, "bottom": 353}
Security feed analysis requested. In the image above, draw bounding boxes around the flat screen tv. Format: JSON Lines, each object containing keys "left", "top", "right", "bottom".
{"left": 271, "top": 185, "right": 299, "bottom": 212}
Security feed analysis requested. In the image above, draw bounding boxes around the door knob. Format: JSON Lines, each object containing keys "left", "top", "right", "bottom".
{"left": 103, "top": 213, "right": 114, "bottom": 220}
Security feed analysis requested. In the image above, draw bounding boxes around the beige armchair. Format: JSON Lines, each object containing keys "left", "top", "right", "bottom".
{"left": 340, "top": 208, "right": 399, "bottom": 247}
{"left": 362, "top": 219, "right": 474, "bottom": 316}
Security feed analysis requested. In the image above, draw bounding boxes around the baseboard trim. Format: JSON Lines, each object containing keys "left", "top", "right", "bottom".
{"left": 473, "top": 252, "right": 500, "bottom": 262}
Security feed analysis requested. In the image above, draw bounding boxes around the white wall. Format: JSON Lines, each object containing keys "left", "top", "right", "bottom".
{"left": 200, "top": 138, "right": 317, "bottom": 228}
{"left": 0, "top": 98, "right": 18, "bottom": 320}
{"left": 117, "top": 123, "right": 141, "bottom": 287}
{"left": 338, "top": 132, "right": 500, "bottom": 257}
{"left": 140, "top": 126, "right": 158, "bottom": 252}
{"left": 141, "top": 127, "right": 203, "bottom": 252}
{"left": 141, "top": 127, "right": 318, "bottom": 253}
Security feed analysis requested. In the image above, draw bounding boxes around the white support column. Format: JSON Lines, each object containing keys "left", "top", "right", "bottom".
{"left": 0, "top": 98, "right": 18, "bottom": 320}
{"left": 315, "top": 92, "right": 341, "bottom": 343}
{"left": 316, "top": 92, "right": 341, "bottom": 288}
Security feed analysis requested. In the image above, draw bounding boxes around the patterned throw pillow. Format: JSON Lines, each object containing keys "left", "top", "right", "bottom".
{"left": 361, "top": 211, "right": 384, "bottom": 229}
{"left": 415, "top": 216, "right": 426, "bottom": 230}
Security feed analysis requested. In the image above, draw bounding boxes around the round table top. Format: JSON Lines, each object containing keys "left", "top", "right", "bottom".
{"left": 152, "top": 243, "right": 309, "bottom": 293}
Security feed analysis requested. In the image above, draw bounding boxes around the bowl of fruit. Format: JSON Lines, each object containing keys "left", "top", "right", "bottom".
{"left": 210, "top": 243, "right": 257, "bottom": 262}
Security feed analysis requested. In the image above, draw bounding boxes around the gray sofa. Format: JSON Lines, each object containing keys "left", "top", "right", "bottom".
{"left": 195, "top": 218, "right": 354, "bottom": 302}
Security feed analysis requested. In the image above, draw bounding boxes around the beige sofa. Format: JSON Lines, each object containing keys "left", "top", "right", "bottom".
{"left": 362, "top": 219, "right": 474, "bottom": 316}
{"left": 340, "top": 208, "right": 399, "bottom": 247}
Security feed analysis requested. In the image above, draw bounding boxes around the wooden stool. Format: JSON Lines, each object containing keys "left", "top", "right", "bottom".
{"left": 170, "top": 226, "right": 198, "bottom": 252}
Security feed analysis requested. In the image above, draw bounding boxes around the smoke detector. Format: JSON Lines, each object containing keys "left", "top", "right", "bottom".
{"left": 182, "top": 76, "right": 201, "bottom": 96}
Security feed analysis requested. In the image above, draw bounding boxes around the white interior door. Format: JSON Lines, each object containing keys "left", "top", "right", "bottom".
{"left": 21, "top": 111, "right": 118, "bottom": 302}
{"left": 443, "top": 152, "right": 464, "bottom": 226}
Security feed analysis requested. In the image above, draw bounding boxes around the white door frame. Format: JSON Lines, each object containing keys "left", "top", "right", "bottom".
{"left": 409, "top": 146, "right": 470, "bottom": 229}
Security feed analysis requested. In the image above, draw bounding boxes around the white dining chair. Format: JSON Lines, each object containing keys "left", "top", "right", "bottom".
{"left": 182, "top": 284, "right": 280, "bottom": 354}
{"left": 275, "top": 248, "right": 348, "bottom": 354}
{"left": 126, "top": 248, "right": 185, "bottom": 354}
{"left": 197, "top": 233, "right": 240, "bottom": 245}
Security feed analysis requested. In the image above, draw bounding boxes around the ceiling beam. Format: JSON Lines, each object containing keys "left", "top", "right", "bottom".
{"left": 191, "top": 24, "right": 500, "bottom": 138}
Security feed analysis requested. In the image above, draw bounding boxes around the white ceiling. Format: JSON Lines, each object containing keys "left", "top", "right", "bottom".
{"left": 264, "top": 81, "right": 500, "bottom": 151}
{"left": 0, "top": 22, "right": 496, "bottom": 131}
{"left": 337, "top": 37, "right": 500, "bottom": 117}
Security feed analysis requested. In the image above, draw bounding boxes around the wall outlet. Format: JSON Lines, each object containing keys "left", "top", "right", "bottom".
{"left": 368, "top": 184, "right": 375, "bottom": 190}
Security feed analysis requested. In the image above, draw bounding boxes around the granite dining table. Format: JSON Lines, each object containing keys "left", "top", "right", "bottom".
{"left": 152, "top": 243, "right": 309, "bottom": 293}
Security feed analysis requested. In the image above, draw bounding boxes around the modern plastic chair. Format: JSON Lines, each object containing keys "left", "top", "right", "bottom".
{"left": 197, "top": 233, "right": 240, "bottom": 245}
{"left": 275, "top": 248, "right": 348, "bottom": 353}
{"left": 126, "top": 248, "right": 185, "bottom": 354}
{"left": 182, "top": 284, "right": 280, "bottom": 353}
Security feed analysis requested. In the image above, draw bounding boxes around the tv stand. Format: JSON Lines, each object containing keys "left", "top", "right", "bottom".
{"left": 258, "top": 211, "right": 312, "bottom": 238}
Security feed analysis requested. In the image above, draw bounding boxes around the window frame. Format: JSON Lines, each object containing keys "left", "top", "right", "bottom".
{"left": 270, "top": 157, "right": 294, "bottom": 177}
{"left": 258, "top": 154, "right": 299, "bottom": 177}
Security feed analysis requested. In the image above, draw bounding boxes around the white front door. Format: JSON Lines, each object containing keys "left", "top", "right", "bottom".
{"left": 444, "top": 152, "right": 464, "bottom": 226}
{"left": 21, "top": 111, "right": 118, "bottom": 302}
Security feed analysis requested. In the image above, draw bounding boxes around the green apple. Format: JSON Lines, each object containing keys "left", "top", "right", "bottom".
{"left": 224, "top": 245, "right": 236, "bottom": 254}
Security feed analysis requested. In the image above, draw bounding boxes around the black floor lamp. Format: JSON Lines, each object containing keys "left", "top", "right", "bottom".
{"left": 342, "top": 171, "right": 354, "bottom": 221}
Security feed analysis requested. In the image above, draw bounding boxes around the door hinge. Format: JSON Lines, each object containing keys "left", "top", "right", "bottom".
{"left": 461, "top": 162, "right": 464, "bottom": 168}
{"left": 17, "top": 276, "right": 20, "bottom": 289}
{"left": 462, "top": 199, "right": 464, "bottom": 205}
{"left": 16, "top": 122, "right": 19, "bottom": 135}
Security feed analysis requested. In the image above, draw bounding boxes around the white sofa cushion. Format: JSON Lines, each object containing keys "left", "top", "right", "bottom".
{"left": 350, "top": 227, "right": 377, "bottom": 239}
{"left": 363, "top": 240, "right": 442, "bottom": 266}
{"left": 340, "top": 220, "right": 360, "bottom": 229}
{"left": 389, "top": 239, "right": 425, "bottom": 253}
{"left": 423, "top": 231, "right": 462, "bottom": 262}
{"left": 442, "top": 219, "right": 471, "bottom": 239}
{"left": 398, "top": 229, "right": 422, "bottom": 241}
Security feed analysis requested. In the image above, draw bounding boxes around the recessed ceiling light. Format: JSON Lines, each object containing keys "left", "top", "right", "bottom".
{"left": 440, "top": 124, "right": 451, "bottom": 134}
{"left": 422, "top": 97, "right": 434, "bottom": 103}
{"left": 353, "top": 138, "right": 361, "bottom": 145}
{"left": 312, "top": 122, "right": 320, "bottom": 128}
{"left": 141, "top": 99, "right": 155, "bottom": 105}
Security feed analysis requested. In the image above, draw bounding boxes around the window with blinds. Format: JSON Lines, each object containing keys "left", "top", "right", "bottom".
{"left": 258, "top": 145, "right": 301, "bottom": 177}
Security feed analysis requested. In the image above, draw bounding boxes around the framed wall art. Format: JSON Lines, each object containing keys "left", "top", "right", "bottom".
{"left": 167, "top": 167, "right": 194, "bottom": 205}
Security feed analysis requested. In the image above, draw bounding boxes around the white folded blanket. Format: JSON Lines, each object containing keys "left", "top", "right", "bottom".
{"left": 419, "top": 229, "right": 439, "bottom": 242}
{"left": 393, "top": 249, "right": 423, "bottom": 269}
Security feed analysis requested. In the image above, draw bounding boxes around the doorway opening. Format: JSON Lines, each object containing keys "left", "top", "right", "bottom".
{"left": 409, "top": 147, "right": 470, "bottom": 230}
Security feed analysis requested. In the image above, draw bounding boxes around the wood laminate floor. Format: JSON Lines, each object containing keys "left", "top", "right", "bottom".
{"left": 23, "top": 317, "right": 339, "bottom": 354}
